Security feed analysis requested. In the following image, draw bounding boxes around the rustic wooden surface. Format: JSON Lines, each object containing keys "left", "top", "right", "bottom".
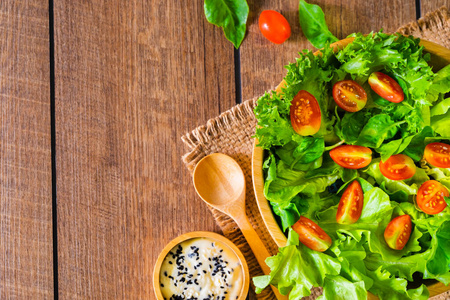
{"left": 0, "top": 0, "right": 449, "bottom": 299}
{"left": 0, "top": 0, "right": 54, "bottom": 299}
{"left": 53, "top": 0, "right": 233, "bottom": 298}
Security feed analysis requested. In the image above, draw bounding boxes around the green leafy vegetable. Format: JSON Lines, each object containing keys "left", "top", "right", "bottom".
{"left": 253, "top": 27, "right": 450, "bottom": 299}
{"left": 298, "top": 0, "right": 338, "bottom": 49}
{"left": 203, "top": 0, "right": 249, "bottom": 48}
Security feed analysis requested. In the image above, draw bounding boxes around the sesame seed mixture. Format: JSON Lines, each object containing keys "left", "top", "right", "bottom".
{"left": 160, "top": 238, "right": 243, "bottom": 300}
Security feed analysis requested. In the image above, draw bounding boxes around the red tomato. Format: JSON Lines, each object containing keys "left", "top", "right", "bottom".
{"left": 379, "top": 154, "right": 416, "bottom": 181}
{"left": 417, "top": 180, "right": 449, "bottom": 215}
{"left": 332, "top": 80, "right": 367, "bottom": 112}
{"left": 336, "top": 180, "right": 364, "bottom": 224}
{"left": 258, "top": 10, "right": 291, "bottom": 44}
{"left": 290, "top": 90, "right": 321, "bottom": 136}
{"left": 292, "top": 216, "right": 332, "bottom": 252}
{"left": 424, "top": 142, "right": 450, "bottom": 168}
{"left": 368, "top": 72, "right": 404, "bottom": 103}
{"left": 329, "top": 145, "right": 372, "bottom": 169}
{"left": 384, "top": 215, "right": 412, "bottom": 250}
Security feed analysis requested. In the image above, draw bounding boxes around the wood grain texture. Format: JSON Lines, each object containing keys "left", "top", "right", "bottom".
{"left": 53, "top": 0, "right": 235, "bottom": 298}
{"left": 240, "top": 0, "right": 416, "bottom": 100}
{"left": 422, "top": 1, "right": 450, "bottom": 16}
{"left": 0, "top": 0, "right": 53, "bottom": 299}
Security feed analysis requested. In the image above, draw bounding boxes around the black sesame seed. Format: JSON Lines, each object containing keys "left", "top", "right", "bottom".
{"left": 160, "top": 283, "right": 164, "bottom": 287}
{"left": 203, "top": 270, "right": 207, "bottom": 274}
{"left": 168, "top": 261, "right": 173, "bottom": 264}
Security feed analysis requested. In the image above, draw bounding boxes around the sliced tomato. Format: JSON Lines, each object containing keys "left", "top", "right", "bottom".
{"left": 329, "top": 145, "right": 372, "bottom": 169}
{"left": 417, "top": 180, "right": 449, "bottom": 215}
{"left": 384, "top": 215, "right": 412, "bottom": 250}
{"left": 379, "top": 154, "right": 416, "bottom": 180}
{"left": 332, "top": 80, "right": 367, "bottom": 112}
{"left": 368, "top": 72, "right": 404, "bottom": 103}
{"left": 336, "top": 180, "right": 364, "bottom": 224}
{"left": 290, "top": 90, "right": 321, "bottom": 136}
{"left": 424, "top": 142, "right": 450, "bottom": 168}
{"left": 292, "top": 216, "right": 332, "bottom": 252}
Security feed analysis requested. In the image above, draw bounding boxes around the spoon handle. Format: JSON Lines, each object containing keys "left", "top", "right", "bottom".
{"left": 234, "top": 214, "right": 289, "bottom": 300}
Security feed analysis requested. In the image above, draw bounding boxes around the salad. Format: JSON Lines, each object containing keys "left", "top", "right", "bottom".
{"left": 252, "top": 32, "right": 450, "bottom": 300}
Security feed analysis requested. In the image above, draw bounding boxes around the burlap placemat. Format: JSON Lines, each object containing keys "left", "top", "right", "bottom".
{"left": 182, "top": 7, "right": 450, "bottom": 300}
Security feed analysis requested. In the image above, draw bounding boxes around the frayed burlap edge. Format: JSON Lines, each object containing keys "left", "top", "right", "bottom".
{"left": 397, "top": 6, "right": 450, "bottom": 48}
{"left": 182, "top": 7, "right": 450, "bottom": 300}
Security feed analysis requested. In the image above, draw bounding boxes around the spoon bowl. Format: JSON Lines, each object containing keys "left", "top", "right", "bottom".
{"left": 193, "top": 153, "right": 245, "bottom": 208}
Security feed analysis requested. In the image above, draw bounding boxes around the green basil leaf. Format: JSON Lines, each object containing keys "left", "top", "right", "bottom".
{"left": 402, "top": 126, "right": 434, "bottom": 162}
{"left": 355, "top": 114, "right": 402, "bottom": 148}
{"left": 298, "top": 0, "right": 338, "bottom": 49}
{"left": 204, "top": 0, "right": 248, "bottom": 48}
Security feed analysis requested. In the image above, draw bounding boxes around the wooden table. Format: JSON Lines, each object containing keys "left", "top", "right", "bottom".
{"left": 1, "top": 0, "right": 448, "bottom": 299}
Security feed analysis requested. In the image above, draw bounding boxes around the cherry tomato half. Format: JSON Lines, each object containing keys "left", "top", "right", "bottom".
{"left": 290, "top": 90, "right": 321, "bottom": 136}
{"left": 329, "top": 145, "right": 372, "bottom": 169}
{"left": 336, "top": 180, "right": 364, "bottom": 224}
{"left": 379, "top": 154, "right": 416, "bottom": 181}
{"left": 258, "top": 10, "right": 291, "bottom": 44}
{"left": 417, "top": 180, "right": 449, "bottom": 215}
{"left": 424, "top": 142, "right": 450, "bottom": 168}
{"left": 292, "top": 216, "right": 332, "bottom": 252}
{"left": 332, "top": 80, "right": 367, "bottom": 112}
{"left": 384, "top": 215, "right": 412, "bottom": 250}
{"left": 368, "top": 72, "right": 404, "bottom": 103}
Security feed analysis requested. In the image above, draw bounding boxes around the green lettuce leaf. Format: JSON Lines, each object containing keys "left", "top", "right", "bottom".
{"left": 253, "top": 230, "right": 341, "bottom": 297}
{"left": 367, "top": 267, "right": 429, "bottom": 300}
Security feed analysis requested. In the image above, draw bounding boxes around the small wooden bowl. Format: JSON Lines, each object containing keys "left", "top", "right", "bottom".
{"left": 153, "top": 231, "right": 250, "bottom": 300}
{"left": 251, "top": 37, "right": 450, "bottom": 299}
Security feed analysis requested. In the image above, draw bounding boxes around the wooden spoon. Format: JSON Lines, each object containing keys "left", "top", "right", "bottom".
{"left": 193, "top": 153, "right": 288, "bottom": 300}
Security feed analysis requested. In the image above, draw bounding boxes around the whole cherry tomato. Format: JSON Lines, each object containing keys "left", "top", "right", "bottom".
{"left": 332, "top": 80, "right": 368, "bottom": 112}
{"left": 424, "top": 142, "right": 450, "bottom": 168}
{"left": 379, "top": 154, "right": 416, "bottom": 181}
{"left": 292, "top": 216, "right": 332, "bottom": 252}
{"left": 384, "top": 215, "right": 412, "bottom": 250}
{"left": 290, "top": 90, "right": 321, "bottom": 136}
{"left": 368, "top": 72, "right": 404, "bottom": 103}
{"left": 329, "top": 145, "right": 372, "bottom": 169}
{"left": 259, "top": 10, "right": 291, "bottom": 44}
{"left": 336, "top": 180, "right": 364, "bottom": 224}
{"left": 417, "top": 180, "right": 449, "bottom": 215}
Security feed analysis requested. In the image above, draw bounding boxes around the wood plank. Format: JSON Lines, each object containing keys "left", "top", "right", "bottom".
{"left": 240, "top": 0, "right": 416, "bottom": 100}
{"left": 0, "top": 0, "right": 53, "bottom": 298}
{"left": 421, "top": 1, "right": 449, "bottom": 16}
{"left": 53, "top": 1, "right": 235, "bottom": 298}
